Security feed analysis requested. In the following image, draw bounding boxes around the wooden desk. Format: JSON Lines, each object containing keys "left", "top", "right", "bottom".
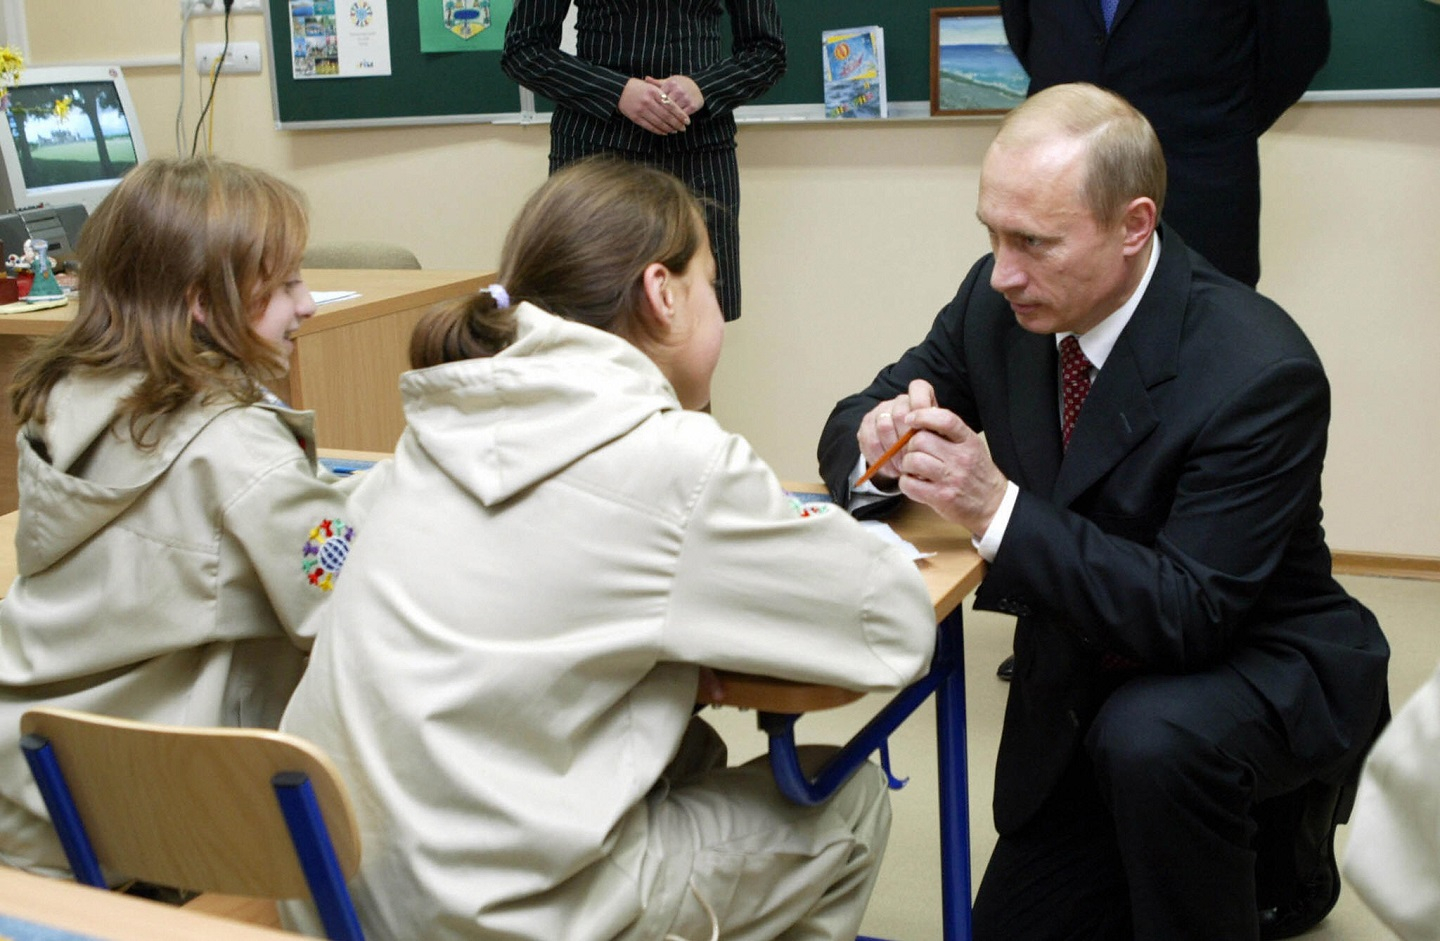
{"left": 0, "top": 866, "right": 298, "bottom": 939}
{"left": 0, "top": 269, "right": 491, "bottom": 513}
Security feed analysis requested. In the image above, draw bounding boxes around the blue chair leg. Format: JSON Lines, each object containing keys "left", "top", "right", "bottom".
{"left": 19, "top": 734, "right": 107, "bottom": 888}
{"left": 272, "top": 771, "right": 365, "bottom": 941}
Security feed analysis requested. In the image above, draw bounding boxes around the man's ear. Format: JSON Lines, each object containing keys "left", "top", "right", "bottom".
{"left": 637, "top": 261, "right": 675, "bottom": 333}
{"left": 1120, "top": 197, "right": 1158, "bottom": 255}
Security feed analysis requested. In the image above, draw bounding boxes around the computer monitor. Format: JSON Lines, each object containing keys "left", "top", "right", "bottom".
{"left": 0, "top": 65, "right": 147, "bottom": 215}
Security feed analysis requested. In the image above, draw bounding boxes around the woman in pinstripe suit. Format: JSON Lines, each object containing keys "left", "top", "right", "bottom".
{"left": 502, "top": 0, "right": 785, "bottom": 322}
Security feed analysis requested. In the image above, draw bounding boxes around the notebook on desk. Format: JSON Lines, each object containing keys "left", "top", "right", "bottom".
{"left": 785, "top": 489, "right": 933, "bottom": 561}
{"left": 0, "top": 296, "right": 67, "bottom": 314}
{"left": 312, "top": 290, "right": 360, "bottom": 305}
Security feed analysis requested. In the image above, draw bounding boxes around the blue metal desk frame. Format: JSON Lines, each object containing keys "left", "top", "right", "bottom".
{"left": 758, "top": 605, "right": 971, "bottom": 941}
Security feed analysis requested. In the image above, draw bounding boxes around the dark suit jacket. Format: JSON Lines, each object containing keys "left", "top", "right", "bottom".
{"left": 999, "top": 0, "right": 1331, "bottom": 287}
{"left": 818, "top": 228, "right": 1388, "bottom": 833}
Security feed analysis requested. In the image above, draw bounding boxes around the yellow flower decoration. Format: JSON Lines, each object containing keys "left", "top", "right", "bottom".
{"left": 0, "top": 46, "right": 22, "bottom": 93}
{"left": 52, "top": 96, "right": 71, "bottom": 120}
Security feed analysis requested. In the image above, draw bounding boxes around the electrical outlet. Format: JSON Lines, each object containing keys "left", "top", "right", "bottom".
{"left": 196, "top": 41, "right": 264, "bottom": 75}
{"left": 180, "top": 0, "right": 265, "bottom": 16}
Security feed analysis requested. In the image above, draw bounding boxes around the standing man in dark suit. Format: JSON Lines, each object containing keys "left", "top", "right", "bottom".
{"left": 502, "top": 0, "right": 785, "bottom": 323}
{"left": 818, "top": 84, "right": 1388, "bottom": 941}
{"left": 999, "top": 0, "right": 1331, "bottom": 289}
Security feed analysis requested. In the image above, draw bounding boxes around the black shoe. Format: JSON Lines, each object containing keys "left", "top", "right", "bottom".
{"left": 996, "top": 655, "right": 1014, "bottom": 681}
{"left": 1255, "top": 778, "right": 1345, "bottom": 940}
{"left": 1257, "top": 836, "right": 1339, "bottom": 939}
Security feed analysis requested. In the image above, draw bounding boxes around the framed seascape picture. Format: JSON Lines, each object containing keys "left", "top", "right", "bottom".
{"left": 929, "top": 7, "right": 1029, "bottom": 116}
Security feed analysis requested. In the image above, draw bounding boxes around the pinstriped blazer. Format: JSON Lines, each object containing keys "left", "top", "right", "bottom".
{"left": 502, "top": 0, "right": 785, "bottom": 155}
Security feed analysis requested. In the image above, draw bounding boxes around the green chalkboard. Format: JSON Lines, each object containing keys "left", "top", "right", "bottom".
{"left": 1309, "top": 0, "right": 1440, "bottom": 98}
{"left": 266, "top": 0, "right": 1440, "bottom": 129}
{"left": 267, "top": 0, "right": 536, "bottom": 127}
{"left": 746, "top": 0, "right": 1440, "bottom": 106}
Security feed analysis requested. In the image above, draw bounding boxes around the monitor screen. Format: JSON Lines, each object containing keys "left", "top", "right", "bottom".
{"left": 0, "top": 66, "right": 147, "bottom": 214}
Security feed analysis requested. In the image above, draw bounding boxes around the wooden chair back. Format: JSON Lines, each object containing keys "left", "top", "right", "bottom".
{"left": 19, "top": 707, "right": 361, "bottom": 902}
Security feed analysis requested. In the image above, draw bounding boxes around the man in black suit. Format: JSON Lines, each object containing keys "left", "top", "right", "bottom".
{"left": 999, "top": 0, "right": 1331, "bottom": 289}
{"left": 818, "top": 84, "right": 1388, "bottom": 941}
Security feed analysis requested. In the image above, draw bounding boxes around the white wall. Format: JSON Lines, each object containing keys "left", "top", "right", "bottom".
{"left": 27, "top": 2, "right": 1440, "bottom": 557}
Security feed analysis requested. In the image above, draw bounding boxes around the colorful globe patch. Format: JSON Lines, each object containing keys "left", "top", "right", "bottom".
{"left": 302, "top": 517, "right": 355, "bottom": 591}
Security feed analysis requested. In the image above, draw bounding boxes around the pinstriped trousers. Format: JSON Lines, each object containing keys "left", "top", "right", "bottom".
{"left": 550, "top": 142, "right": 744, "bottom": 322}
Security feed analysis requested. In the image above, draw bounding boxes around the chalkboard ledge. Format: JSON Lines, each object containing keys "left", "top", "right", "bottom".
{"left": 735, "top": 101, "right": 1001, "bottom": 124}
{"left": 274, "top": 89, "right": 1440, "bottom": 132}
{"left": 1302, "top": 88, "right": 1440, "bottom": 103}
{"left": 491, "top": 100, "right": 1007, "bottom": 127}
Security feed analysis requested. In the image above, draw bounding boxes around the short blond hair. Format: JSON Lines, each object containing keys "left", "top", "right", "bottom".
{"left": 995, "top": 82, "right": 1166, "bottom": 226}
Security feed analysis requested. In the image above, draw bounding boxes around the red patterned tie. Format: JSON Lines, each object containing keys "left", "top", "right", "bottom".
{"left": 1060, "top": 335, "right": 1092, "bottom": 450}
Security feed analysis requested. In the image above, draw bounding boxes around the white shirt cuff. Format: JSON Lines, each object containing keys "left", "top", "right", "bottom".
{"left": 845, "top": 454, "right": 901, "bottom": 514}
{"left": 973, "top": 481, "right": 1019, "bottom": 562}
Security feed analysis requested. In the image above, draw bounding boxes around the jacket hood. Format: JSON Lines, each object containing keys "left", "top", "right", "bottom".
{"left": 398, "top": 302, "right": 680, "bottom": 506}
{"left": 14, "top": 370, "right": 241, "bottom": 574}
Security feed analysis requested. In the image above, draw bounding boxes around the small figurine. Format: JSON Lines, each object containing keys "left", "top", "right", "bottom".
{"left": 22, "top": 239, "right": 64, "bottom": 302}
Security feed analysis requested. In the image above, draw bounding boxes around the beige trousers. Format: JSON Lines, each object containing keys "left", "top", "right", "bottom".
{"left": 618, "top": 720, "right": 893, "bottom": 941}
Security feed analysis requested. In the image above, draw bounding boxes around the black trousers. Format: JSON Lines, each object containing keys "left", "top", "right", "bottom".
{"left": 1161, "top": 150, "right": 1262, "bottom": 288}
{"left": 973, "top": 666, "right": 1320, "bottom": 941}
{"left": 550, "top": 142, "right": 744, "bottom": 322}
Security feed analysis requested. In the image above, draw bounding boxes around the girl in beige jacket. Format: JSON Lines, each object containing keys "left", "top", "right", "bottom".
{"left": 279, "top": 158, "right": 938, "bottom": 941}
{"left": 0, "top": 158, "right": 358, "bottom": 877}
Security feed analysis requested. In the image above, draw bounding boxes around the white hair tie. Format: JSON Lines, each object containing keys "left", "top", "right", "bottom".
{"left": 484, "top": 283, "right": 511, "bottom": 309}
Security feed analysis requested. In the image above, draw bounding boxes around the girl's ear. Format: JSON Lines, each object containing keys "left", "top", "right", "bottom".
{"left": 187, "top": 287, "right": 208, "bottom": 326}
{"left": 638, "top": 261, "right": 675, "bottom": 334}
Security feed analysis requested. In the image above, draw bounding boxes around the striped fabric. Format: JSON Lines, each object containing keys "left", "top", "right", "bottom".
{"left": 502, "top": 0, "right": 786, "bottom": 320}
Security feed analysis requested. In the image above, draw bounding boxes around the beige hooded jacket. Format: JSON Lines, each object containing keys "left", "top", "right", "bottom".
{"left": 279, "top": 303, "right": 936, "bottom": 940}
{"left": 0, "top": 369, "right": 357, "bottom": 875}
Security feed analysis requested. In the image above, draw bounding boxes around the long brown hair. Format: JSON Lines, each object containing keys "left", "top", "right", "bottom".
{"left": 10, "top": 156, "right": 309, "bottom": 445}
{"left": 410, "top": 156, "right": 704, "bottom": 369}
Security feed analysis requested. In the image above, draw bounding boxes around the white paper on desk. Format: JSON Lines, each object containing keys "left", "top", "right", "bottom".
{"left": 859, "top": 520, "right": 936, "bottom": 562}
{"left": 312, "top": 291, "right": 360, "bottom": 305}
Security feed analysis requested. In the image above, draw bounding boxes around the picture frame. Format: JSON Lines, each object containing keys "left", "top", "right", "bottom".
{"left": 929, "top": 7, "right": 1029, "bottom": 117}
